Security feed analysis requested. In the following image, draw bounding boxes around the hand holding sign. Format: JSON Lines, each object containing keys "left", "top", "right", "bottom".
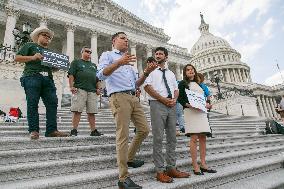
{"left": 32, "top": 53, "right": 43, "bottom": 61}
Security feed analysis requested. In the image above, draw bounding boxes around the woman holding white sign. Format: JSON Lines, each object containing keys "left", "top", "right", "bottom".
{"left": 178, "top": 64, "right": 217, "bottom": 175}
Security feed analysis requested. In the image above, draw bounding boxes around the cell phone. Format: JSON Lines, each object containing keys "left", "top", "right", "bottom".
{"left": 146, "top": 57, "right": 156, "bottom": 63}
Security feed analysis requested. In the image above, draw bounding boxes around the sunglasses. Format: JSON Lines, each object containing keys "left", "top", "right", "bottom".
{"left": 40, "top": 33, "right": 51, "bottom": 39}
{"left": 84, "top": 50, "right": 92, "bottom": 54}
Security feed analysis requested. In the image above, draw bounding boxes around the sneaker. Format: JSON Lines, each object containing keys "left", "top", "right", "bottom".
{"left": 90, "top": 129, "right": 103, "bottom": 136}
{"left": 30, "top": 131, "right": 39, "bottom": 140}
{"left": 70, "top": 129, "right": 78, "bottom": 136}
{"left": 46, "top": 131, "right": 69, "bottom": 137}
{"left": 127, "top": 159, "right": 144, "bottom": 168}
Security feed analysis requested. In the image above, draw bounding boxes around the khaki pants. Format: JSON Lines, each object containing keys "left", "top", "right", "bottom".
{"left": 109, "top": 93, "right": 149, "bottom": 181}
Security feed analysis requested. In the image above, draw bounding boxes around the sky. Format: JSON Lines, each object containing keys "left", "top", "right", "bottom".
{"left": 112, "top": 0, "right": 284, "bottom": 86}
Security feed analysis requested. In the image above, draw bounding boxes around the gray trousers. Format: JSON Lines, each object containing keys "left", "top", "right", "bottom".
{"left": 150, "top": 100, "right": 177, "bottom": 172}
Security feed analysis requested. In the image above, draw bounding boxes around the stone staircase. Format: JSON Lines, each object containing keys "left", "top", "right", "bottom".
{"left": 0, "top": 107, "right": 284, "bottom": 189}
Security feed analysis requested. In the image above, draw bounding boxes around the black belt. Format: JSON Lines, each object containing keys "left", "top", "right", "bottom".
{"left": 109, "top": 90, "right": 136, "bottom": 97}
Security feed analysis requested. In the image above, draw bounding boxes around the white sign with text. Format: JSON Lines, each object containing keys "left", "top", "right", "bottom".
{"left": 185, "top": 89, "right": 207, "bottom": 112}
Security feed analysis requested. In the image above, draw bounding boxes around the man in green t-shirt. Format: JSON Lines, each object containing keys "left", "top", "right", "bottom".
{"left": 15, "top": 26, "right": 68, "bottom": 139}
{"left": 68, "top": 46, "right": 103, "bottom": 136}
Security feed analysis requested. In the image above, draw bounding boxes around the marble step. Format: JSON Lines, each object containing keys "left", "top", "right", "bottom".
{"left": 0, "top": 125, "right": 265, "bottom": 132}
{"left": 1, "top": 147, "right": 283, "bottom": 189}
{"left": 1, "top": 135, "right": 283, "bottom": 166}
{"left": 0, "top": 121, "right": 265, "bottom": 128}
{"left": 215, "top": 168, "right": 284, "bottom": 189}
{"left": 0, "top": 129, "right": 265, "bottom": 138}
{"left": 141, "top": 154, "right": 284, "bottom": 189}
{"left": 1, "top": 132, "right": 280, "bottom": 152}
{"left": 1, "top": 137, "right": 284, "bottom": 183}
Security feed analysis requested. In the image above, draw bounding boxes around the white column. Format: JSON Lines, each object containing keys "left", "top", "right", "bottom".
{"left": 257, "top": 96, "right": 265, "bottom": 117}
{"left": 63, "top": 23, "right": 76, "bottom": 95}
{"left": 242, "top": 69, "right": 247, "bottom": 82}
{"left": 137, "top": 57, "right": 143, "bottom": 76}
{"left": 226, "top": 69, "right": 231, "bottom": 83}
{"left": 261, "top": 96, "right": 269, "bottom": 117}
{"left": 90, "top": 30, "right": 98, "bottom": 65}
{"left": 237, "top": 69, "right": 243, "bottom": 82}
{"left": 265, "top": 96, "right": 273, "bottom": 117}
{"left": 38, "top": 14, "right": 48, "bottom": 27}
{"left": 130, "top": 42, "right": 138, "bottom": 72}
{"left": 3, "top": 5, "right": 19, "bottom": 49}
{"left": 61, "top": 40, "right": 67, "bottom": 54}
{"left": 232, "top": 69, "right": 237, "bottom": 82}
{"left": 247, "top": 70, "right": 252, "bottom": 82}
{"left": 145, "top": 45, "right": 153, "bottom": 58}
{"left": 269, "top": 97, "right": 277, "bottom": 118}
{"left": 65, "top": 23, "right": 76, "bottom": 62}
{"left": 176, "top": 64, "right": 181, "bottom": 81}
{"left": 273, "top": 98, "right": 281, "bottom": 119}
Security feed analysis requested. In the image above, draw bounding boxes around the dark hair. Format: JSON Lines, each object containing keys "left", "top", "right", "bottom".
{"left": 146, "top": 57, "right": 156, "bottom": 63}
{"left": 154, "top": 47, "right": 168, "bottom": 57}
{"left": 111, "top": 32, "right": 126, "bottom": 41}
{"left": 182, "top": 64, "right": 200, "bottom": 84}
{"left": 80, "top": 46, "right": 91, "bottom": 53}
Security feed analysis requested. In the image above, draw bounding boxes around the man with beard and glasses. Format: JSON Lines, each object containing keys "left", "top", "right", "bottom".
{"left": 97, "top": 32, "right": 157, "bottom": 189}
{"left": 144, "top": 47, "right": 190, "bottom": 183}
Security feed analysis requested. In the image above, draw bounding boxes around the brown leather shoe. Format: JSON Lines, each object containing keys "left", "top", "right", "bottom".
{"left": 30, "top": 131, "right": 39, "bottom": 140}
{"left": 166, "top": 168, "right": 190, "bottom": 178}
{"left": 46, "top": 131, "right": 69, "bottom": 137}
{"left": 156, "top": 172, "right": 173, "bottom": 183}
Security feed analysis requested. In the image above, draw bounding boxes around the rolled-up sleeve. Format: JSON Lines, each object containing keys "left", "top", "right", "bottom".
{"left": 97, "top": 52, "right": 111, "bottom": 81}
{"left": 144, "top": 73, "right": 153, "bottom": 87}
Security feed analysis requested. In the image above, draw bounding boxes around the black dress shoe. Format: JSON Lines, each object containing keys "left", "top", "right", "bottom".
{"left": 193, "top": 170, "right": 204, "bottom": 175}
{"left": 127, "top": 160, "right": 144, "bottom": 168}
{"left": 118, "top": 177, "right": 142, "bottom": 189}
{"left": 200, "top": 167, "right": 217, "bottom": 173}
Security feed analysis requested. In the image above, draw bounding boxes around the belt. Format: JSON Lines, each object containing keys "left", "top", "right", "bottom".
{"left": 109, "top": 90, "right": 136, "bottom": 97}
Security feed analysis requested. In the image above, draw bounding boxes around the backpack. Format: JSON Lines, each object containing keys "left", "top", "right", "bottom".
{"left": 265, "top": 120, "right": 284, "bottom": 134}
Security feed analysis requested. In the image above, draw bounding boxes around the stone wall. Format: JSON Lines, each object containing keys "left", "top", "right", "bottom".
{"left": 212, "top": 95, "right": 259, "bottom": 117}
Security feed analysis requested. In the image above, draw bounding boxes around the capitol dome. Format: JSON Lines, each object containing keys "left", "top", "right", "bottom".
{"left": 190, "top": 14, "right": 251, "bottom": 84}
{"left": 190, "top": 33, "right": 232, "bottom": 56}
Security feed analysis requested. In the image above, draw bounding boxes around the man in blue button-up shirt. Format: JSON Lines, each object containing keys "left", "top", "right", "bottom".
{"left": 97, "top": 32, "right": 157, "bottom": 189}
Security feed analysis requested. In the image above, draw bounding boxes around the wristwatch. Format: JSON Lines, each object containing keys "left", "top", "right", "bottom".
{"left": 143, "top": 71, "right": 149, "bottom": 77}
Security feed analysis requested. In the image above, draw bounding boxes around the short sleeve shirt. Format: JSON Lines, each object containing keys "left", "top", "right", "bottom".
{"left": 68, "top": 59, "right": 97, "bottom": 92}
{"left": 144, "top": 67, "right": 178, "bottom": 100}
{"left": 16, "top": 42, "right": 52, "bottom": 77}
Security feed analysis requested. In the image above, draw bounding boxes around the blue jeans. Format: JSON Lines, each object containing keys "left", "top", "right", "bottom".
{"left": 176, "top": 102, "right": 185, "bottom": 130}
{"left": 20, "top": 74, "right": 58, "bottom": 136}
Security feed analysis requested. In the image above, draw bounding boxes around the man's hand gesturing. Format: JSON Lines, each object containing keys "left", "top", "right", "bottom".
{"left": 144, "top": 62, "right": 158, "bottom": 74}
{"left": 117, "top": 52, "right": 136, "bottom": 66}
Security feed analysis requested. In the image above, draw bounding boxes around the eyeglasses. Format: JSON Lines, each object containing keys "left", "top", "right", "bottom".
{"left": 84, "top": 50, "right": 92, "bottom": 54}
{"left": 40, "top": 33, "right": 51, "bottom": 39}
